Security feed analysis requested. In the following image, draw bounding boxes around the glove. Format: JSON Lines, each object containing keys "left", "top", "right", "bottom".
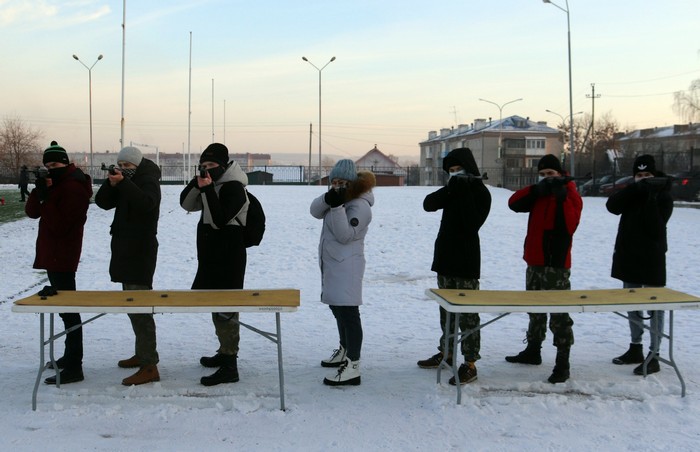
{"left": 448, "top": 173, "right": 470, "bottom": 189}
{"left": 638, "top": 177, "right": 668, "bottom": 193}
{"left": 534, "top": 178, "right": 553, "bottom": 197}
{"left": 35, "top": 177, "right": 49, "bottom": 201}
{"left": 324, "top": 187, "right": 345, "bottom": 207}
{"left": 37, "top": 286, "right": 58, "bottom": 297}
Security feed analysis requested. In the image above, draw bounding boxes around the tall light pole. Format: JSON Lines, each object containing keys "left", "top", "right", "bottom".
{"left": 302, "top": 56, "right": 335, "bottom": 184}
{"left": 543, "top": 0, "right": 575, "bottom": 176}
{"left": 545, "top": 109, "right": 583, "bottom": 165}
{"left": 73, "top": 54, "right": 103, "bottom": 171}
{"left": 478, "top": 97, "right": 523, "bottom": 157}
{"left": 479, "top": 97, "right": 522, "bottom": 188}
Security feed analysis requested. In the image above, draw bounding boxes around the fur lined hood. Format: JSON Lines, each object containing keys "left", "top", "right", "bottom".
{"left": 345, "top": 170, "right": 376, "bottom": 202}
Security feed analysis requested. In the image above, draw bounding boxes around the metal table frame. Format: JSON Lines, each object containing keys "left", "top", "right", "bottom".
{"left": 13, "top": 289, "right": 299, "bottom": 411}
{"left": 426, "top": 287, "right": 700, "bottom": 404}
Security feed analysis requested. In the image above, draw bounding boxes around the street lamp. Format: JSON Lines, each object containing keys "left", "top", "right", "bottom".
{"left": 302, "top": 56, "right": 336, "bottom": 185}
{"left": 73, "top": 53, "right": 103, "bottom": 171}
{"left": 479, "top": 97, "right": 522, "bottom": 188}
{"left": 543, "top": 0, "right": 575, "bottom": 176}
{"left": 478, "top": 97, "right": 523, "bottom": 158}
{"left": 545, "top": 109, "right": 583, "bottom": 167}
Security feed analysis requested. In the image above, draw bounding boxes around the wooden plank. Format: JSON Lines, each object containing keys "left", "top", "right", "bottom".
{"left": 12, "top": 289, "right": 300, "bottom": 313}
{"left": 428, "top": 288, "right": 700, "bottom": 312}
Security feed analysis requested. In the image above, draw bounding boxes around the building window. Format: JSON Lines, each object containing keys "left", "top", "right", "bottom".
{"left": 526, "top": 138, "right": 545, "bottom": 150}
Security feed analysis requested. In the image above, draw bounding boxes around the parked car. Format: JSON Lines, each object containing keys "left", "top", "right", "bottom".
{"left": 670, "top": 171, "right": 700, "bottom": 202}
{"left": 579, "top": 174, "right": 613, "bottom": 196}
{"left": 599, "top": 175, "right": 634, "bottom": 196}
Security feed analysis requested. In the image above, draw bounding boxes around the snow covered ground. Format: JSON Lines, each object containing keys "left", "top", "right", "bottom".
{"left": 1, "top": 183, "right": 699, "bottom": 451}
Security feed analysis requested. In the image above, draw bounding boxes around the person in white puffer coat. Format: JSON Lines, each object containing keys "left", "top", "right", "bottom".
{"left": 310, "top": 159, "right": 376, "bottom": 386}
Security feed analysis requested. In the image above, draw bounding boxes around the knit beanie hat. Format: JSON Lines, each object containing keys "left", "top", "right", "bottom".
{"left": 329, "top": 159, "right": 358, "bottom": 181}
{"left": 537, "top": 154, "right": 563, "bottom": 173}
{"left": 199, "top": 143, "right": 229, "bottom": 167}
{"left": 632, "top": 154, "right": 656, "bottom": 176}
{"left": 43, "top": 141, "right": 70, "bottom": 165}
{"left": 117, "top": 146, "right": 143, "bottom": 166}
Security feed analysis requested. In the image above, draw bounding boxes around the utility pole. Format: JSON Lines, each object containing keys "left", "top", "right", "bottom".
{"left": 586, "top": 83, "right": 601, "bottom": 181}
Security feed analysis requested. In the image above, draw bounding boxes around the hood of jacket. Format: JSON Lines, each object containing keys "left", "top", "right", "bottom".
{"left": 215, "top": 161, "right": 248, "bottom": 187}
{"left": 442, "top": 147, "right": 480, "bottom": 176}
{"left": 134, "top": 158, "right": 161, "bottom": 181}
{"left": 346, "top": 170, "right": 376, "bottom": 202}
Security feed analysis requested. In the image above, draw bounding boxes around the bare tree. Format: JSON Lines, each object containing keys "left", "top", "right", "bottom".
{"left": 557, "top": 116, "right": 588, "bottom": 159}
{"left": 0, "top": 116, "right": 43, "bottom": 173}
{"left": 673, "top": 79, "right": 700, "bottom": 122}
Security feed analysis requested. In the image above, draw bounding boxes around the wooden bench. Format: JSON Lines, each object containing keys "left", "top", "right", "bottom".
{"left": 426, "top": 287, "right": 700, "bottom": 403}
{"left": 13, "top": 289, "right": 300, "bottom": 411}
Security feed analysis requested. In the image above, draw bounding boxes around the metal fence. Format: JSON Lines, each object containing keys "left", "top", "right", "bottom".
{"left": 1, "top": 152, "right": 696, "bottom": 187}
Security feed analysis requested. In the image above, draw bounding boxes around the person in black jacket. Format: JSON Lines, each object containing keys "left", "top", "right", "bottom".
{"left": 19, "top": 165, "right": 30, "bottom": 202}
{"left": 418, "top": 147, "right": 491, "bottom": 385}
{"left": 607, "top": 154, "right": 673, "bottom": 375}
{"left": 95, "top": 146, "right": 161, "bottom": 386}
{"left": 180, "top": 143, "right": 248, "bottom": 386}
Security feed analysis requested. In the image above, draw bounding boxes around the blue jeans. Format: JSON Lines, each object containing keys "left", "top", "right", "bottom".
{"left": 624, "top": 282, "right": 664, "bottom": 354}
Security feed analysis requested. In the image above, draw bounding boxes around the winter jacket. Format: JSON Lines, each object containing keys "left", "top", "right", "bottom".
{"left": 180, "top": 162, "right": 248, "bottom": 289}
{"left": 95, "top": 158, "right": 161, "bottom": 286}
{"left": 310, "top": 171, "right": 376, "bottom": 306}
{"left": 423, "top": 147, "right": 491, "bottom": 279}
{"left": 509, "top": 179, "right": 582, "bottom": 269}
{"left": 25, "top": 164, "right": 92, "bottom": 272}
{"left": 607, "top": 177, "right": 673, "bottom": 286}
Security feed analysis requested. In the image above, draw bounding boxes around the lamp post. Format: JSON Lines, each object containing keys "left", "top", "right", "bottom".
{"left": 478, "top": 97, "right": 522, "bottom": 187}
{"left": 73, "top": 53, "right": 103, "bottom": 171}
{"left": 543, "top": 0, "right": 575, "bottom": 176}
{"left": 302, "top": 56, "right": 336, "bottom": 185}
{"left": 478, "top": 97, "right": 523, "bottom": 158}
{"left": 545, "top": 109, "right": 583, "bottom": 168}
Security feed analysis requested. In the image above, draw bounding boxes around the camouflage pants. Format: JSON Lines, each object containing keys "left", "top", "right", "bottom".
{"left": 212, "top": 312, "right": 240, "bottom": 356}
{"left": 437, "top": 275, "right": 481, "bottom": 362}
{"left": 123, "top": 284, "right": 159, "bottom": 365}
{"left": 524, "top": 266, "right": 574, "bottom": 348}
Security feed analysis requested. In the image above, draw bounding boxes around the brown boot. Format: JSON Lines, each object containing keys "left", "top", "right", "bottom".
{"left": 122, "top": 365, "right": 160, "bottom": 386}
{"left": 118, "top": 355, "right": 141, "bottom": 368}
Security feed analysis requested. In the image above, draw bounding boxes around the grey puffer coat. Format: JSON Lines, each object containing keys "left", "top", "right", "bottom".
{"left": 310, "top": 171, "right": 376, "bottom": 306}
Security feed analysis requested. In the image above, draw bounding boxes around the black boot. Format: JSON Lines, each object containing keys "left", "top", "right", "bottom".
{"left": 201, "top": 355, "right": 239, "bottom": 386}
{"left": 548, "top": 348, "right": 570, "bottom": 384}
{"left": 612, "top": 343, "right": 644, "bottom": 365}
{"left": 47, "top": 356, "right": 66, "bottom": 370}
{"left": 633, "top": 353, "right": 660, "bottom": 376}
{"left": 200, "top": 353, "right": 227, "bottom": 368}
{"left": 45, "top": 366, "right": 84, "bottom": 385}
{"left": 505, "top": 342, "right": 542, "bottom": 365}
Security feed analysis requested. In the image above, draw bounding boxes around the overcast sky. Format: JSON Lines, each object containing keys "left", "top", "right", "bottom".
{"left": 1, "top": 0, "right": 698, "bottom": 161}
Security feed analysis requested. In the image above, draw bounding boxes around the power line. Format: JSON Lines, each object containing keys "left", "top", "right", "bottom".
{"left": 597, "top": 69, "right": 700, "bottom": 85}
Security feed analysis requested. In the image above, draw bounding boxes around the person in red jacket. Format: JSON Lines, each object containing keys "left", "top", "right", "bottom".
{"left": 505, "top": 154, "right": 583, "bottom": 384}
{"left": 25, "top": 141, "right": 93, "bottom": 385}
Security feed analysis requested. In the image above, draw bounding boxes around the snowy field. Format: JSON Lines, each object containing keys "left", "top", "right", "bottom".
{"left": 1, "top": 183, "right": 699, "bottom": 451}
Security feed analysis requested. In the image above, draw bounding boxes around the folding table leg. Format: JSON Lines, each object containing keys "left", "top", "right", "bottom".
{"left": 452, "top": 313, "right": 462, "bottom": 405}
{"left": 31, "top": 314, "right": 46, "bottom": 411}
{"left": 662, "top": 311, "right": 685, "bottom": 397}
{"left": 276, "top": 313, "right": 286, "bottom": 411}
{"left": 436, "top": 310, "right": 451, "bottom": 384}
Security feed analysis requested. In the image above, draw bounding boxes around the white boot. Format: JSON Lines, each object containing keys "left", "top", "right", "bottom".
{"left": 324, "top": 357, "right": 361, "bottom": 386}
{"left": 321, "top": 345, "right": 347, "bottom": 368}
